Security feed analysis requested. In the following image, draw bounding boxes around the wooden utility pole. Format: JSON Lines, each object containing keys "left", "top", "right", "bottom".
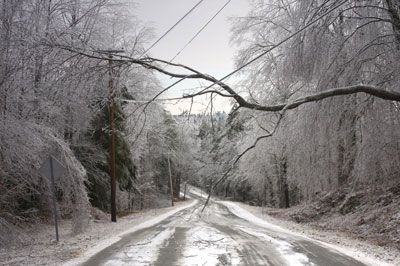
{"left": 108, "top": 54, "right": 117, "bottom": 222}
{"left": 167, "top": 154, "right": 174, "bottom": 206}
{"left": 98, "top": 49, "right": 124, "bottom": 222}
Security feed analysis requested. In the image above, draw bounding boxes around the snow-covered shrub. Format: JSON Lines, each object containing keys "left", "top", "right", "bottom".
{"left": 0, "top": 116, "right": 90, "bottom": 246}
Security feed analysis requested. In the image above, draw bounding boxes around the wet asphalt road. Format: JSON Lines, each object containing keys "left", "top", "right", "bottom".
{"left": 81, "top": 192, "right": 367, "bottom": 266}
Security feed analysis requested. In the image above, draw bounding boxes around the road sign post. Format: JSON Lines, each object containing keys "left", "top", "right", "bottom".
{"left": 49, "top": 157, "right": 59, "bottom": 242}
{"left": 40, "top": 155, "right": 65, "bottom": 242}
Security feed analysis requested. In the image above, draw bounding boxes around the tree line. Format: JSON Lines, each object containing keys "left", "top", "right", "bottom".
{"left": 194, "top": 0, "right": 400, "bottom": 207}
{"left": 0, "top": 0, "right": 193, "bottom": 245}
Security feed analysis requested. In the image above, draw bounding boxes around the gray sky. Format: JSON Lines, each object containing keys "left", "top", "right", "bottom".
{"left": 133, "top": 0, "right": 250, "bottom": 114}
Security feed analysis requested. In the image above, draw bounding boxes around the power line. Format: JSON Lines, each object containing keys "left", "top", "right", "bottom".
{"left": 169, "top": 0, "right": 232, "bottom": 63}
{"left": 141, "top": 0, "right": 206, "bottom": 57}
{"left": 199, "top": 0, "right": 348, "bottom": 93}
{"left": 142, "top": 0, "right": 347, "bottom": 102}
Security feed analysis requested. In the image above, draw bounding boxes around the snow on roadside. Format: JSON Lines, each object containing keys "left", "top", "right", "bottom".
{"left": 220, "top": 201, "right": 396, "bottom": 266}
{"left": 187, "top": 186, "right": 208, "bottom": 199}
{"left": 180, "top": 226, "right": 241, "bottom": 266}
{"left": 238, "top": 226, "right": 314, "bottom": 266}
{"left": 104, "top": 228, "right": 175, "bottom": 266}
{"left": 221, "top": 201, "right": 302, "bottom": 235}
{"left": 64, "top": 199, "right": 198, "bottom": 266}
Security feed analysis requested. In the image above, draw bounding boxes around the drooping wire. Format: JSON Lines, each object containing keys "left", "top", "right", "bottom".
{"left": 197, "top": 0, "right": 349, "bottom": 93}
{"left": 141, "top": 0, "right": 206, "bottom": 57}
{"left": 140, "top": 0, "right": 348, "bottom": 104}
{"left": 169, "top": 0, "right": 232, "bottom": 63}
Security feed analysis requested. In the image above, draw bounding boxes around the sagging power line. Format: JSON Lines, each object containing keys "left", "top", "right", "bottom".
{"left": 133, "top": 0, "right": 348, "bottom": 99}
{"left": 141, "top": 0, "right": 206, "bottom": 57}
{"left": 169, "top": 0, "right": 232, "bottom": 63}
{"left": 195, "top": 0, "right": 349, "bottom": 94}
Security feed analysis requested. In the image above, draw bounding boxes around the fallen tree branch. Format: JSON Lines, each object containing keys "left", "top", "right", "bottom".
{"left": 201, "top": 105, "right": 289, "bottom": 212}
{"left": 52, "top": 44, "right": 400, "bottom": 112}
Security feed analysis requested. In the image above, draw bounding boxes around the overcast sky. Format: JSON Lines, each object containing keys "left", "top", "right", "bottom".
{"left": 133, "top": 0, "right": 250, "bottom": 114}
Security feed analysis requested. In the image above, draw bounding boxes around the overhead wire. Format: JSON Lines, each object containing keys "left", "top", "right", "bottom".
{"left": 164, "top": 0, "right": 232, "bottom": 105}
{"left": 136, "top": 0, "right": 347, "bottom": 107}
{"left": 196, "top": 0, "right": 349, "bottom": 94}
{"left": 140, "top": 0, "right": 206, "bottom": 57}
{"left": 169, "top": 0, "right": 232, "bottom": 63}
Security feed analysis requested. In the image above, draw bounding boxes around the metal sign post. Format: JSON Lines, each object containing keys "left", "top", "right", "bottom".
{"left": 40, "top": 155, "right": 65, "bottom": 242}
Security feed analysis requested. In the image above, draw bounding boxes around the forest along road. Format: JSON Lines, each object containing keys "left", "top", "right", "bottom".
{"left": 82, "top": 192, "right": 367, "bottom": 266}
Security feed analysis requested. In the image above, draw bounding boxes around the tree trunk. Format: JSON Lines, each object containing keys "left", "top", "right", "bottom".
{"left": 385, "top": 0, "right": 400, "bottom": 48}
{"left": 173, "top": 173, "right": 180, "bottom": 199}
{"left": 337, "top": 97, "right": 358, "bottom": 187}
{"left": 274, "top": 153, "right": 289, "bottom": 209}
{"left": 167, "top": 156, "right": 174, "bottom": 206}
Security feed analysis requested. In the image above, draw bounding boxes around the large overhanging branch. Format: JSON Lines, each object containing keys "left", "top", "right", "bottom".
{"left": 52, "top": 44, "right": 400, "bottom": 112}
{"left": 146, "top": 60, "right": 400, "bottom": 110}
{"left": 142, "top": 59, "right": 400, "bottom": 109}
{"left": 240, "top": 85, "right": 400, "bottom": 111}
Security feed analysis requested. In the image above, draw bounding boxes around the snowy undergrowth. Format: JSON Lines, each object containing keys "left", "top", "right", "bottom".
{"left": 287, "top": 185, "right": 400, "bottom": 250}
{"left": 0, "top": 118, "right": 90, "bottom": 242}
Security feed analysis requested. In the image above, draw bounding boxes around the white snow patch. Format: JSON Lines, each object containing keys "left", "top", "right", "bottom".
{"left": 181, "top": 226, "right": 241, "bottom": 266}
{"left": 220, "top": 201, "right": 393, "bottom": 266}
{"left": 64, "top": 199, "right": 198, "bottom": 266}
{"left": 104, "top": 227, "right": 175, "bottom": 266}
{"left": 238, "top": 226, "right": 313, "bottom": 266}
{"left": 220, "top": 201, "right": 297, "bottom": 235}
{"left": 188, "top": 186, "right": 208, "bottom": 199}
{"left": 179, "top": 191, "right": 192, "bottom": 199}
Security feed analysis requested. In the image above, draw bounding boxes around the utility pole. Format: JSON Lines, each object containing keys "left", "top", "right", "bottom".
{"left": 167, "top": 153, "right": 174, "bottom": 206}
{"left": 183, "top": 182, "right": 187, "bottom": 201}
{"left": 98, "top": 49, "right": 124, "bottom": 222}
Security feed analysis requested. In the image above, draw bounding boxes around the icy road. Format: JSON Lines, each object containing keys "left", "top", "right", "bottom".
{"left": 81, "top": 191, "right": 368, "bottom": 266}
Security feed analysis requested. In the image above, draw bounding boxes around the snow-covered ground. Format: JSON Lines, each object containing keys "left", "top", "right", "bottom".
{"left": 180, "top": 226, "right": 241, "bottom": 265}
{"left": 220, "top": 201, "right": 399, "bottom": 266}
{"left": 0, "top": 199, "right": 196, "bottom": 266}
